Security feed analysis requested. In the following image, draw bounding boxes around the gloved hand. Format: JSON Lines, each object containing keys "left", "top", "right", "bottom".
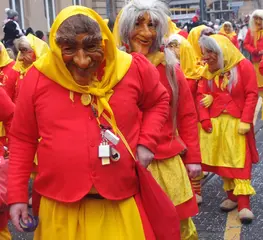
{"left": 238, "top": 122, "right": 251, "bottom": 135}
{"left": 201, "top": 94, "right": 213, "bottom": 108}
{"left": 201, "top": 119, "right": 213, "bottom": 133}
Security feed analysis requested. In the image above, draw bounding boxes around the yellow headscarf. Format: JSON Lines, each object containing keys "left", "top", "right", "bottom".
{"left": 0, "top": 42, "right": 13, "bottom": 68}
{"left": 187, "top": 25, "right": 207, "bottom": 61}
{"left": 167, "top": 17, "right": 181, "bottom": 36}
{"left": 13, "top": 34, "right": 49, "bottom": 74}
{"left": 201, "top": 34, "right": 244, "bottom": 90}
{"left": 166, "top": 34, "right": 202, "bottom": 80}
{"left": 34, "top": 6, "right": 132, "bottom": 133}
{"left": 219, "top": 22, "right": 236, "bottom": 40}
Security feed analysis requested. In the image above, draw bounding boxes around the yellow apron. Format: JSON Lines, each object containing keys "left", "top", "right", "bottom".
{"left": 200, "top": 114, "right": 246, "bottom": 168}
{"left": 148, "top": 155, "right": 193, "bottom": 206}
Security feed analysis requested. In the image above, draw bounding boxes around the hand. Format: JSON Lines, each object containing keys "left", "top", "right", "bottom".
{"left": 201, "top": 119, "right": 213, "bottom": 133}
{"left": 10, "top": 203, "right": 28, "bottom": 232}
{"left": 201, "top": 94, "right": 213, "bottom": 108}
{"left": 259, "top": 50, "right": 263, "bottom": 55}
{"left": 185, "top": 164, "right": 202, "bottom": 179}
{"left": 238, "top": 122, "right": 251, "bottom": 135}
{"left": 136, "top": 145, "right": 154, "bottom": 168}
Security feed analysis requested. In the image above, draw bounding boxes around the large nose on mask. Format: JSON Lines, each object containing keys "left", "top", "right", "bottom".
{"left": 141, "top": 24, "right": 153, "bottom": 39}
{"left": 73, "top": 49, "right": 92, "bottom": 69}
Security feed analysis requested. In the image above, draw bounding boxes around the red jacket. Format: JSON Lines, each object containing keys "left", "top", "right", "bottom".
{"left": 178, "top": 30, "right": 189, "bottom": 39}
{"left": 1, "top": 62, "right": 20, "bottom": 102}
{"left": 154, "top": 64, "right": 201, "bottom": 164}
{"left": 197, "top": 59, "right": 259, "bottom": 164}
{"left": 244, "top": 29, "right": 263, "bottom": 63}
{"left": 197, "top": 59, "right": 258, "bottom": 124}
{"left": 8, "top": 53, "right": 170, "bottom": 204}
{"left": 0, "top": 87, "right": 14, "bottom": 122}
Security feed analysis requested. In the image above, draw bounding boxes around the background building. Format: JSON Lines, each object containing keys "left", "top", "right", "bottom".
{"left": 169, "top": 0, "right": 263, "bottom": 22}
{"left": 0, "top": 0, "right": 128, "bottom": 39}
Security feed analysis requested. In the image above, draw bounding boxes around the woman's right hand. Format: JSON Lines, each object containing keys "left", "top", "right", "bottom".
{"left": 10, "top": 203, "right": 29, "bottom": 232}
{"left": 201, "top": 119, "right": 213, "bottom": 133}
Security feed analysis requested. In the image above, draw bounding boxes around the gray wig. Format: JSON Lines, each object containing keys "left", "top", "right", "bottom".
{"left": 199, "top": 35, "right": 238, "bottom": 91}
{"left": 118, "top": 0, "right": 169, "bottom": 53}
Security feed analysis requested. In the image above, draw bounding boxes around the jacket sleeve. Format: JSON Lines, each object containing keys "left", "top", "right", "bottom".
{"left": 8, "top": 68, "right": 40, "bottom": 205}
{"left": 239, "top": 59, "right": 259, "bottom": 123}
{"left": 3, "top": 67, "right": 19, "bottom": 102}
{"left": 196, "top": 78, "right": 210, "bottom": 122}
{"left": 0, "top": 87, "right": 14, "bottom": 122}
{"left": 133, "top": 53, "right": 170, "bottom": 154}
{"left": 244, "top": 29, "right": 257, "bottom": 54}
{"left": 176, "top": 67, "right": 201, "bottom": 164}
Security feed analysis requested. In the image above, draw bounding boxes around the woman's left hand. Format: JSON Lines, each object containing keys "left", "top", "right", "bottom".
{"left": 136, "top": 145, "right": 154, "bottom": 168}
{"left": 185, "top": 164, "right": 202, "bottom": 179}
{"left": 238, "top": 122, "right": 251, "bottom": 135}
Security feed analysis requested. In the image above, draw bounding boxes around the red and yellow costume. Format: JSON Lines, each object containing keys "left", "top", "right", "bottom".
{"left": 244, "top": 28, "right": 263, "bottom": 91}
{"left": 198, "top": 35, "right": 258, "bottom": 212}
{"left": 8, "top": 6, "right": 172, "bottom": 239}
{"left": 0, "top": 87, "right": 14, "bottom": 240}
{"left": 0, "top": 43, "right": 18, "bottom": 155}
{"left": 114, "top": 7, "right": 201, "bottom": 238}
{"left": 218, "top": 22, "right": 239, "bottom": 49}
{"left": 146, "top": 51, "right": 200, "bottom": 239}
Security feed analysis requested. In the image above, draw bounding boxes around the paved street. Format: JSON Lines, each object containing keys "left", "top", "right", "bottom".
{"left": 8, "top": 116, "right": 263, "bottom": 240}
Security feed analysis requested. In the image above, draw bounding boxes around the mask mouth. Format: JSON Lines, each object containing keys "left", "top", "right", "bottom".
{"left": 135, "top": 37, "right": 152, "bottom": 46}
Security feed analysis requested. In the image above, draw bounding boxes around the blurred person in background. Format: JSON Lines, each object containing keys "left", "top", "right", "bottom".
{"left": 2, "top": 8, "right": 23, "bottom": 57}
{"left": 238, "top": 15, "right": 250, "bottom": 59}
{"left": 244, "top": 10, "right": 263, "bottom": 98}
{"left": 219, "top": 21, "right": 239, "bottom": 49}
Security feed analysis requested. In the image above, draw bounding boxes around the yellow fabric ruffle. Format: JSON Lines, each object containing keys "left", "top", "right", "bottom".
{"left": 222, "top": 178, "right": 256, "bottom": 196}
{"left": 148, "top": 155, "right": 193, "bottom": 206}
{"left": 34, "top": 196, "right": 146, "bottom": 240}
{"left": 0, "top": 122, "right": 5, "bottom": 138}
{"left": 222, "top": 177, "right": 237, "bottom": 191}
{"left": 253, "top": 62, "right": 263, "bottom": 88}
{"left": 180, "top": 218, "right": 198, "bottom": 240}
{"left": 0, "top": 227, "right": 11, "bottom": 240}
{"left": 200, "top": 114, "right": 246, "bottom": 168}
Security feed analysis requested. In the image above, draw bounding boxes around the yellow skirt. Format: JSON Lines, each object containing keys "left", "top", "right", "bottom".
{"left": 0, "top": 227, "right": 11, "bottom": 240}
{"left": 200, "top": 114, "right": 246, "bottom": 168}
{"left": 34, "top": 196, "right": 146, "bottom": 240}
{"left": 254, "top": 62, "right": 263, "bottom": 88}
{"left": 148, "top": 155, "right": 193, "bottom": 206}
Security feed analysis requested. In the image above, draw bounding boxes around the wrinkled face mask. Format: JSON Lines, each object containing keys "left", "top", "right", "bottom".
{"left": 18, "top": 43, "right": 36, "bottom": 69}
{"left": 59, "top": 33, "right": 104, "bottom": 86}
{"left": 202, "top": 48, "right": 220, "bottom": 73}
{"left": 168, "top": 40, "right": 180, "bottom": 60}
{"left": 129, "top": 12, "right": 157, "bottom": 56}
{"left": 254, "top": 16, "right": 263, "bottom": 31}
{"left": 224, "top": 24, "right": 232, "bottom": 34}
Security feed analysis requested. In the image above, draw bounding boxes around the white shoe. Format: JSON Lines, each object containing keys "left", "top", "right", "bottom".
{"left": 220, "top": 199, "right": 238, "bottom": 212}
{"left": 239, "top": 208, "right": 254, "bottom": 224}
